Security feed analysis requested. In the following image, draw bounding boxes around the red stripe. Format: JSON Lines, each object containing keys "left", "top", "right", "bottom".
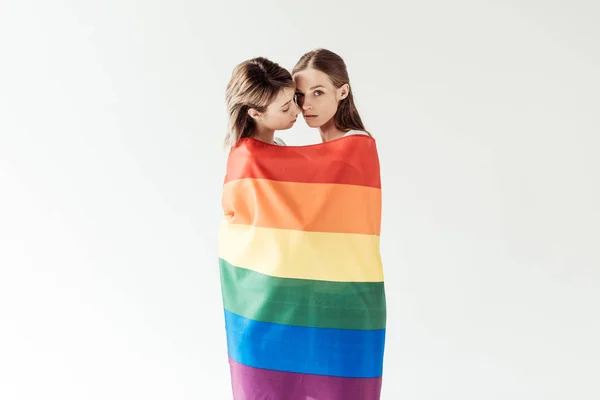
{"left": 229, "top": 358, "right": 382, "bottom": 400}
{"left": 224, "top": 136, "right": 381, "bottom": 188}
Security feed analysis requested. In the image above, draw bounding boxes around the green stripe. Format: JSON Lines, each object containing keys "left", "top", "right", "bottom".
{"left": 219, "top": 259, "right": 386, "bottom": 330}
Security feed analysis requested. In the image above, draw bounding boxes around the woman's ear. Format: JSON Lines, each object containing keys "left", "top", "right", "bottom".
{"left": 247, "top": 108, "right": 262, "bottom": 121}
{"left": 338, "top": 83, "right": 350, "bottom": 101}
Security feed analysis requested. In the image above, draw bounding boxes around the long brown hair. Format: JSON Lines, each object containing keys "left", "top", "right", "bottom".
{"left": 225, "top": 57, "right": 295, "bottom": 147}
{"left": 292, "top": 49, "right": 369, "bottom": 135}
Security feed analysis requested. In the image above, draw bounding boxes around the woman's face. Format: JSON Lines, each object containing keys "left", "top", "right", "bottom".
{"left": 293, "top": 68, "right": 347, "bottom": 128}
{"left": 253, "top": 87, "right": 300, "bottom": 131}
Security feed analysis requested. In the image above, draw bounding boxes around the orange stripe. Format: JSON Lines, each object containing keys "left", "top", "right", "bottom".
{"left": 223, "top": 178, "right": 381, "bottom": 235}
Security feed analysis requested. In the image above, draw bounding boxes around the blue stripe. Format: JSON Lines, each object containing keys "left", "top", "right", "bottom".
{"left": 224, "top": 309, "right": 385, "bottom": 378}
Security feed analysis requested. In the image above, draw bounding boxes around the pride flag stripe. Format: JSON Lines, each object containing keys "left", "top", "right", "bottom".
{"left": 223, "top": 178, "right": 381, "bottom": 235}
{"left": 224, "top": 136, "right": 381, "bottom": 188}
{"left": 219, "top": 222, "right": 383, "bottom": 282}
{"left": 224, "top": 310, "right": 386, "bottom": 378}
{"left": 228, "top": 359, "right": 383, "bottom": 400}
{"left": 220, "top": 259, "right": 386, "bottom": 330}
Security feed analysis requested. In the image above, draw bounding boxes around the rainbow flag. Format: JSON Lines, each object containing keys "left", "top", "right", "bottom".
{"left": 219, "top": 135, "right": 386, "bottom": 400}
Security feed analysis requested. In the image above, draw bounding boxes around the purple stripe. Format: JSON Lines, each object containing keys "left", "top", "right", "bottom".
{"left": 229, "top": 358, "right": 382, "bottom": 400}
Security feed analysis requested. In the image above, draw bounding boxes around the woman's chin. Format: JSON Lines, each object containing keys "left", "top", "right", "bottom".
{"left": 304, "top": 118, "right": 321, "bottom": 128}
{"left": 276, "top": 123, "right": 294, "bottom": 131}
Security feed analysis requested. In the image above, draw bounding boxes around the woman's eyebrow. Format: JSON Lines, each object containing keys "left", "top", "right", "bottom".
{"left": 310, "top": 85, "right": 325, "bottom": 90}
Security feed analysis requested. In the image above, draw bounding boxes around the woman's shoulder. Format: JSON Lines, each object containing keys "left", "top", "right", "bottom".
{"left": 343, "top": 130, "right": 370, "bottom": 137}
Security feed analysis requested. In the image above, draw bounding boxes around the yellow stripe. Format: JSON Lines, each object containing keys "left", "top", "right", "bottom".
{"left": 219, "top": 222, "right": 383, "bottom": 282}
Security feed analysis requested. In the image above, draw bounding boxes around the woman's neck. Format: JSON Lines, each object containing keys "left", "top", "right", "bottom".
{"left": 253, "top": 126, "right": 276, "bottom": 144}
{"left": 319, "top": 119, "right": 348, "bottom": 142}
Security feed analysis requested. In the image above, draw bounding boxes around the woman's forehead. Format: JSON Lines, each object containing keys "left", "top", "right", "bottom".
{"left": 293, "top": 68, "right": 332, "bottom": 88}
{"left": 271, "top": 87, "right": 295, "bottom": 107}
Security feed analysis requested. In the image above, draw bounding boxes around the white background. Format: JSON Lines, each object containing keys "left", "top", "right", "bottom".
{"left": 1, "top": 1, "right": 599, "bottom": 399}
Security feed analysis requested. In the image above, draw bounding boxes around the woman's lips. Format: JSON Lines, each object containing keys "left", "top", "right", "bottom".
{"left": 304, "top": 115, "right": 318, "bottom": 119}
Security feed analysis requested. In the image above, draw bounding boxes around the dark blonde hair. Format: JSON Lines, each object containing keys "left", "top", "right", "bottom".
{"left": 293, "top": 49, "right": 369, "bottom": 135}
{"left": 225, "top": 57, "right": 295, "bottom": 147}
